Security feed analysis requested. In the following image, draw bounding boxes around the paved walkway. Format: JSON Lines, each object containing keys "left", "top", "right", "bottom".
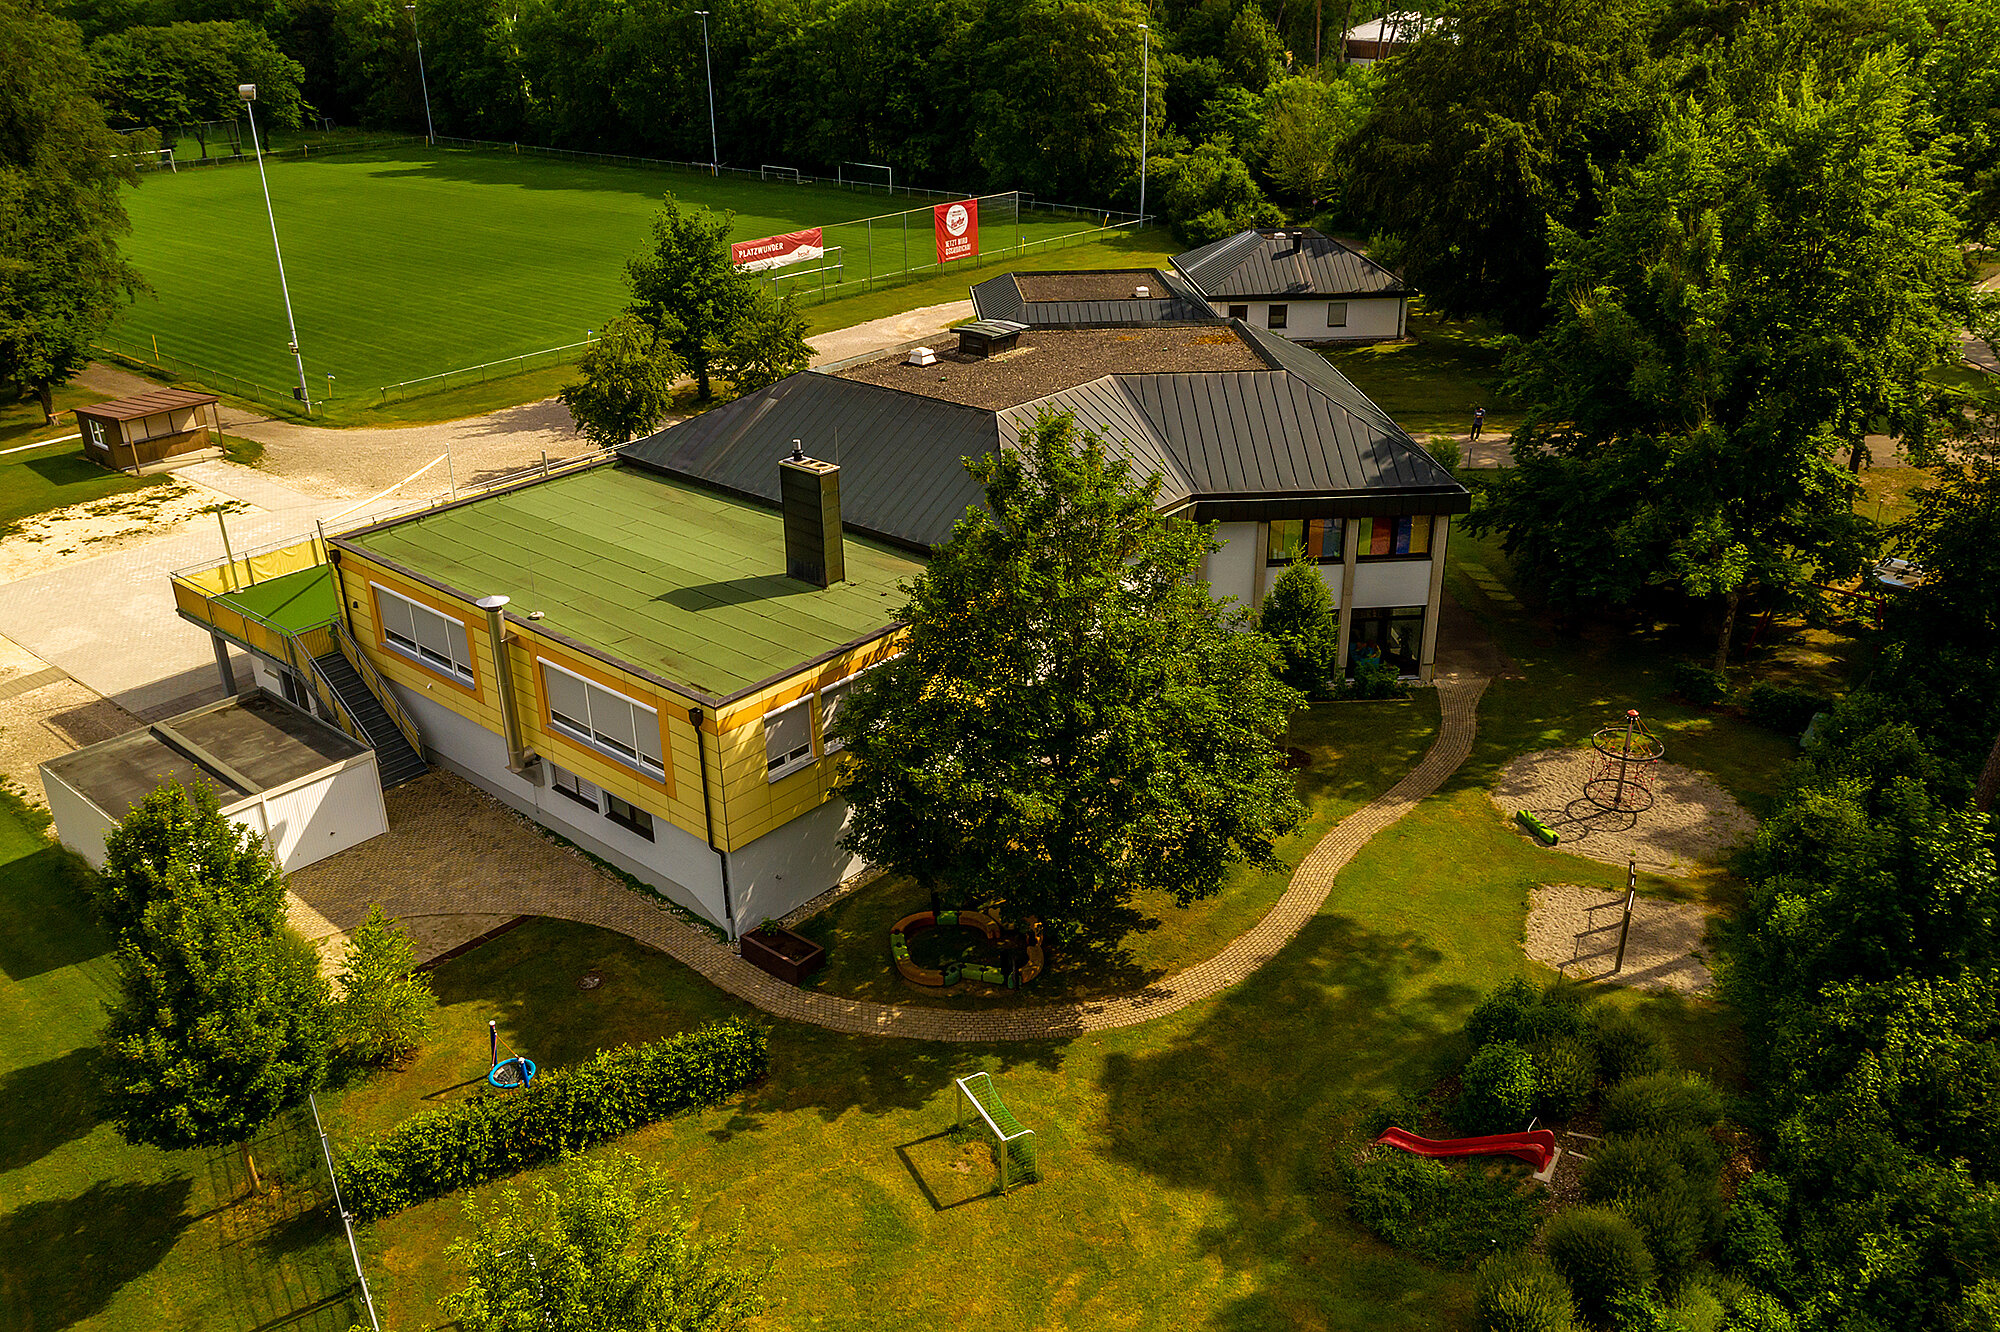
{"left": 292, "top": 663, "right": 1489, "bottom": 1043}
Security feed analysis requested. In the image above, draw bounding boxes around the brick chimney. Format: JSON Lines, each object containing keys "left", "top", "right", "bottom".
{"left": 780, "top": 441, "right": 844, "bottom": 587}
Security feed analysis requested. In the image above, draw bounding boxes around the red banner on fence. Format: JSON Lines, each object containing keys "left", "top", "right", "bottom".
{"left": 731, "top": 228, "right": 824, "bottom": 271}
{"left": 934, "top": 200, "right": 978, "bottom": 264}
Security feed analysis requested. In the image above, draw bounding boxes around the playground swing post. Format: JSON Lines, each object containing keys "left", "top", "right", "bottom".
{"left": 1614, "top": 859, "right": 1636, "bottom": 973}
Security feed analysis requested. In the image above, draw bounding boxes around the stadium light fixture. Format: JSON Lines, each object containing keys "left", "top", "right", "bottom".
{"left": 406, "top": 5, "right": 436, "bottom": 146}
{"left": 238, "top": 84, "right": 313, "bottom": 415}
{"left": 696, "top": 11, "right": 719, "bottom": 177}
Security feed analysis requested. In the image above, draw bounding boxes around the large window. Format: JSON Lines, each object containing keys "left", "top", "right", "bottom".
{"left": 1356, "top": 515, "right": 1432, "bottom": 560}
{"left": 765, "top": 696, "right": 814, "bottom": 780}
{"left": 374, "top": 583, "right": 474, "bottom": 682}
{"left": 540, "top": 660, "right": 666, "bottom": 780}
{"left": 1350, "top": 606, "right": 1426, "bottom": 675}
{"left": 1267, "top": 517, "right": 1344, "bottom": 566}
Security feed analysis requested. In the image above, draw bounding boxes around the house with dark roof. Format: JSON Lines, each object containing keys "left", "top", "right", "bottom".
{"left": 1169, "top": 228, "right": 1411, "bottom": 343}
{"left": 164, "top": 293, "right": 1462, "bottom": 940}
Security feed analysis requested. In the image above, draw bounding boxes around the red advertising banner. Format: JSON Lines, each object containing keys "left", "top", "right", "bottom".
{"left": 731, "top": 228, "right": 824, "bottom": 271}
{"left": 934, "top": 200, "right": 979, "bottom": 264}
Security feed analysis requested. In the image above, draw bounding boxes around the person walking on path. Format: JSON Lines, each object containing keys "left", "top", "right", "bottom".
{"left": 1470, "top": 405, "right": 1486, "bottom": 441}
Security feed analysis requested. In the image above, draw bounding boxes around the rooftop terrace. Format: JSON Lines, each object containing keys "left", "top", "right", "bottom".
{"left": 836, "top": 325, "right": 1265, "bottom": 411}
{"left": 340, "top": 463, "right": 923, "bottom": 699}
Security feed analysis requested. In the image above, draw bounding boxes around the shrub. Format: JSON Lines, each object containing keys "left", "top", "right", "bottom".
{"left": 1582, "top": 1132, "right": 1725, "bottom": 1291}
{"left": 1587, "top": 1010, "right": 1669, "bottom": 1085}
{"left": 1721, "top": 1174, "right": 1796, "bottom": 1293}
{"left": 1543, "top": 1207, "right": 1655, "bottom": 1327}
{"left": 1258, "top": 557, "right": 1339, "bottom": 697}
{"left": 1720, "top": 1287, "right": 1798, "bottom": 1332}
{"left": 1532, "top": 1038, "right": 1597, "bottom": 1122}
{"left": 1621, "top": 1180, "right": 1717, "bottom": 1292}
{"left": 1360, "top": 1088, "right": 1433, "bottom": 1141}
{"left": 336, "top": 1019, "right": 768, "bottom": 1220}
{"left": 1601, "top": 1073, "right": 1725, "bottom": 1138}
{"left": 336, "top": 905, "right": 438, "bottom": 1067}
{"left": 1457, "top": 1042, "right": 1536, "bottom": 1133}
{"left": 1667, "top": 661, "right": 1729, "bottom": 706}
{"left": 1341, "top": 656, "right": 1408, "bottom": 700}
{"left": 1345, "top": 1150, "right": 1540, "bottom": 1267}
{"left": 1742, "top": 681, "right": 1832, "bottom": 737}
{"left": 1467, "top": 978, "right": 1542, "bottom": 1049}
{"left": 1473, "top": 1251, "right": 1579, "bottom": 1332}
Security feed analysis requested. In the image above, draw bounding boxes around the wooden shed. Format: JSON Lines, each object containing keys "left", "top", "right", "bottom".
{"left": 75, "top": 387, "right": 222, "bottom": 475}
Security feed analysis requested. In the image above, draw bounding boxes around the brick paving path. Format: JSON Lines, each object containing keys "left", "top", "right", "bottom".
{"left": 291, "top": 673, "right": 1488, "bottom": 1042}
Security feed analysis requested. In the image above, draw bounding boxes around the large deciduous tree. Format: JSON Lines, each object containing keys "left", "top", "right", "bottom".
{"left": 89, "top": 21, "right": 306, "bottom": 155}
{"left": 1476, "top": 53, "right": 1968, "bottom": 670}
{"left": 96, "top": 780, "right": 282, "bottom": 941}
{"left": 440, "top": 1153, "right": 769, "bottom": 1332}
{"left": 625, "top": 195, "right": 753, "bottom": 400}
{"left": 835, "top": 411, "right": 1304, "bottom": 938}
{"left": 972, "top": 0, "right": 1149, "bottom": 206}
{"left": 0, "top": 0, "right": 145, "bottom": 423}
{"left": 559, "top": 312, "right": 684, "bottom": 446}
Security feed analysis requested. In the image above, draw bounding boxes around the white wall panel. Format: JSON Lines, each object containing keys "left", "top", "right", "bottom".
{"left": 40, "top": 766, "right": 118, "bottom": 869}
{"left": 726, "top": 796, "right": 867, "bottom": 926}
{"left": 1352, "top": 559, "right": 1436, "bottom": 608}
{"left": 1206, "top": 522, "right": 1260, "bottom": 609}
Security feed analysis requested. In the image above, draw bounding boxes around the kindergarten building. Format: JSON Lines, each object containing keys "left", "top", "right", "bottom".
{"left": 164, "top": 309, "right": 1464, "bottom": 937}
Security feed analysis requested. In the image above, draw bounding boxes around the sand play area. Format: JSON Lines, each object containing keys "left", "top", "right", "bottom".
{"left": 1526, "top": 883, "right": 1713, "bottom": 994}
{"left": 1491, "top": 745, "right": 1759, "bottom": 875}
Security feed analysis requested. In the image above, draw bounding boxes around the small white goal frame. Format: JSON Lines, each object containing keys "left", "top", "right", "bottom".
{"left": 954, "top": 1072, "right": 1038, "bottom": 1193}
{"left": 760, "top": 163, "right": 802, "bottom": 183}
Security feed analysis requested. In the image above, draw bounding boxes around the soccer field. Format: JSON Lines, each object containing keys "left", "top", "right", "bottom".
{"left": 112, "top": 147, "right": 1107, "bottom": 404}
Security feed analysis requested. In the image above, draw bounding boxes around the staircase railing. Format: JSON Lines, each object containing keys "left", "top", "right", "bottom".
{"left": 329, "top": 621, "right": 423, "bottom": 757}
{"left": 273, "top": 621, "right": 378, "bottom": 754}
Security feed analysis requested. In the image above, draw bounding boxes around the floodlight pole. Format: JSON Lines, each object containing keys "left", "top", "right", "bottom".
{"left": 240, "top": 85, "right": 311, "bottom": 416}
{"left": 1137, "top": 21, "right": 1150, "bottom": 223}
{"left": 696, "top": 11, "right": 719, "bottom": 177}
{"left": 406, "top": 4, "right": 435, "bottom": 145}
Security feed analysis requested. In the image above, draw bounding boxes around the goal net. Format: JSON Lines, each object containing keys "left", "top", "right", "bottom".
{"left": 954, "top": 1072, "right": 1039, "bottom": 1191}
{"left": 761, "top": 164, "right": 803, "bottom": 183}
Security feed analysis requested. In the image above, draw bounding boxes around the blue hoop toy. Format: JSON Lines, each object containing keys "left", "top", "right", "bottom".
{"left": 488, "top": 1056, "right": 537, "bottom": 1090}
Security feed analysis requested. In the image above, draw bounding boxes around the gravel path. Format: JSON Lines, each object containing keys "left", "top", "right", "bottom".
{"left": 1491, "top": 746, "right": 1757, "bottom": 874}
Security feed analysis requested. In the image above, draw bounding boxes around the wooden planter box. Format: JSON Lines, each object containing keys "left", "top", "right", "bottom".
{"left": 741, "top": 926, "right": 826, "bottom": 985}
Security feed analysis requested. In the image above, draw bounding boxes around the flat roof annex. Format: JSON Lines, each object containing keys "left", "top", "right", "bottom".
{"left": 336, "top": 464, "right": 923, "bottom": 702}
{"left": 970, "top": 268, "right": 1216, "bottom": 327}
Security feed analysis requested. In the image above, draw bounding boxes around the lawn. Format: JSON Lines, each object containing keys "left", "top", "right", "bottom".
{"left": 0, "top": 790, "right": 366, "bottom": 1332}
{"left": 1325, "top": 308, "right": 1524, "bottom": 440}
{"left": 113, "top": 146, "right": 1126, "bottom": 407}
{"left": 796, "top": 695, "right": 1441, "bottom": 1009}
{"left": 0, "top": 438, "right": 165, "bottom": 535}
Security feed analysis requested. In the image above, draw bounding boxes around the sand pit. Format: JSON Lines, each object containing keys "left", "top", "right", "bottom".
{"left": 1527, "top": 883, "right": 1713, "bottom": 994}
{"left": 1491, "top": 746, "right": 1757, "bottom": 874}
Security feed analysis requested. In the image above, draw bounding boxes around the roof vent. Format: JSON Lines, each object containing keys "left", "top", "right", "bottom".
{"left": 1133, "top": 284, "right": 1150, "bottom": 298}
{"left": 907, "top": 345, "right": 937, "bottom": 367}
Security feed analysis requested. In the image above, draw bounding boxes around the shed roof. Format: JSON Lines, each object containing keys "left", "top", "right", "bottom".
{"left": 970, "top": 269, "right": 1215, "bottom": 327}
{"left": 42, "top": 692, "right": 369, "bottom": 820}
{"left": 1172, "top": 229, "right": 1408, "bottom": 300}
{"left": 74, "top": 387, "right": 218, "bottom": 421}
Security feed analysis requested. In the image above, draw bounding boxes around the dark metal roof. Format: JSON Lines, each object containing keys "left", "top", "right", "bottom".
{"left": 75, "top": 387, "right": 218, "bottom": 421}
{"left": 961, "top": 318, "right": 1028, "bottom": 338}
{"left": 969, "top": 269, "right": 1217, "bottom": 327}
{"left": 1173, "top": 228, "right": 1408, "bottom": 300}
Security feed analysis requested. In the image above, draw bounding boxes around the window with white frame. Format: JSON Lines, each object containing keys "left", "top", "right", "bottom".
{"left": 549, "top": 763, "right": 601, "bottom": 811}
{"left": 86, "top": 419, "right": 107, "bottom": 450}
{"left": 539, "top": 659, "right": 666, "bottom": 780}
{"left": 819, "top": 673, "right": 859, "bottom": 754}
{"left": 373, "top": 583, "right": 474, "bottom": 682}
{"left": 765, "top": 695, "right": 815, "bottom": 780}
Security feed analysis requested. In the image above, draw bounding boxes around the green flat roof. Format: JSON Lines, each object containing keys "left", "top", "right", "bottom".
{"left": 342, "top": 464, "right": 922, "bottom": 698}
{"left": 214, "top": 563, "right": 340, "bottom": 634}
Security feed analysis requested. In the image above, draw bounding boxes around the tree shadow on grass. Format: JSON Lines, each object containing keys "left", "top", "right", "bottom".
{"left": 744, "top": 1027, "right": 1071, "bottom": 1127}
{"left": 0, "top": 1047, "right": 101, "bottom": 1173}
{"left": 0, "top": 1177, "right": 193, "bottom": 1331}
{"left": 0, "top": 845, "right": 110, "bottom": 982}
{"left": 1097, "top": 912, "right": 1482, "bottom": 1330}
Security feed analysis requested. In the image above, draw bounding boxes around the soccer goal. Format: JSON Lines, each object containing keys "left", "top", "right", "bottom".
{"left": 760, "top": 163, "right": 803, "bottom": 184}
{"left": 838, "top": 160, "right": 894, "bottom": 194}
{"left": 954, "top": 1072, "right": 1039, "bottom": 1192}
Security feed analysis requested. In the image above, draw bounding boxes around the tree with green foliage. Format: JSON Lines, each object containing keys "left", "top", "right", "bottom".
{"left": 706, "top": 284, "right": 811, "bottom": 395}
{"left": 95, "top": 779, "right": 285, "bottom": 940}
{"left": 559, "top": 313, "right": 684, "bottom": 447}
{"left": 335, "top": 904, "right": 437, "bottom": 1067}
{"left": 1151, "top": 138, "right": 1283, "bottom": 246}
{"left": 1259, "top": 70, "right": 1375, "bottom": 211}
{"left": 440, "top": 1152, "right": 769, "bottom": 1332}
{"left": 1475, "top": 52, "right": 1967, "bottom": 671}
{"left": 1345, "top": 0, "right": 1662, "bottom": 332}
{"left": 99, "top": 867, "right": 331, "bottom": 1154}
{"left": 89, "top": 21, "right": 306, "bottom": 155}
{"left": 1256, "top": 556, "right": 1337, "bottom": 697}
{"left": 971, "top": 0, "right": 1148, "bottom": 207}
{"left": 835, "top": 410, "right": 1304, "bottom": 937}
{"left": 625, "top": 195, "right": 754, "bottom": 400}
{"left": 0, "top": 0, "right": 146, "bottom": 423}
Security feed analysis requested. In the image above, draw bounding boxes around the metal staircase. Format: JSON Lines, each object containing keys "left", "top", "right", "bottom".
{"left": 311, "top": 647, "right": 428, "bottom": 788}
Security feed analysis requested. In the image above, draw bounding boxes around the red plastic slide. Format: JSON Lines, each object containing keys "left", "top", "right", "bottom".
{"left": 1373, "top": 1126, "right": 1557, "bottom": 1172}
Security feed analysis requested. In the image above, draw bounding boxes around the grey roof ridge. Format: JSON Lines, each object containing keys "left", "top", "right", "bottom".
{"left": 1171, "top": 229, "right": 1264, "bottom": 292}
{"left": 1232, "top": 320, "right": 1417, "bottom": 443}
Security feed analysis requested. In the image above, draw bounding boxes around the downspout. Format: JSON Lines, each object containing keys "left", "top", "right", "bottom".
{"left": 690, "top": 706, "right": 737, "bottom": 939}
{"left": 477, "top": 595, "right": 534, "bottom": 773}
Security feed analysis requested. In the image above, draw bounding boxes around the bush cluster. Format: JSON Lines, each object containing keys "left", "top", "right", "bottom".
{"left": 1474, "top": 1251, "right": 1579, "bottom": 1332}
{"left": 1543, "top": 1207, "right": 1654, "bottom": 1327}
{"left": 336, "top": 1020, "right": 768, "bottom": 1220}
{"left": 1667, "top": 662, "right": 1729, "bottom": 706}
{"left": 1345, "top": 1149, "right": 1540, "bottom": 1267}
{"left": 1581, "top": 1131, "right": 1726, "bottom": 1291}
{"left": 1457, "top": 1041, "right": 1536, "bottom": 1133}
{"left": 1740, "top": 681, "right": 1832, "bottom": 737}
{"left": 1600, "top": 1073, "right": 1725, "bottom": 1138}
{"left": 1586, "top": 1009, "right": 1670, "bottom": 1086}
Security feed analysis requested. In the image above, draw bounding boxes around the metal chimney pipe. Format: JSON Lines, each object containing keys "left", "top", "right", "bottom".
{"left": 477, "top": 594, "right": 533, "bottom": 772}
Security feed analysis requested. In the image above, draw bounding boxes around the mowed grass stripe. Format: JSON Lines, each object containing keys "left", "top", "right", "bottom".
{"left": 116, "top": 149, "right": 1102, "bottom": 395}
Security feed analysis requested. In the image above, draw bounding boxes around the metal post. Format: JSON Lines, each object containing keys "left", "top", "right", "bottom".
{"left": 489, "top": 1019, "right": 498, "bottom": 1069}
{"left": 1614, "top": 860, "right": 1636, "bottom": 973}
{"left": 216, "top": 508, "right": 240, "bottom": 591}
{"left": 406, "top": 4, "right": 435, "bottom": 145}
{"left": 1137, "top": 22, "right": 1150, "bottom": 223}
{"left": 310, "top": 1093, "right": 383, "bottom": 1332}
{"left": 696, "top": 11, "right": 719, "bottom": 176}
{"left": 240, "top": 87, "right": 312, "bottom": 416}
{"left": 446, "top": 441, "right": 457, "bottom": 497}
{"left": 1616, "top": 709, "right": 1638, "bottom": 810}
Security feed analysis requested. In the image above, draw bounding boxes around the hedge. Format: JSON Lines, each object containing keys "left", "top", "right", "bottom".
{"left": 336, "top": 1019, "right": 768, "bottom": 1219}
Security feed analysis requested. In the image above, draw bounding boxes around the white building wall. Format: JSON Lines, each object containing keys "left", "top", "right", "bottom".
{"left": 40, "top": 764, "right": 120, "bottom": 870}
{"left": 1215, "top": 296, "right": 1405, "bottom": 341}
{"left": 394, "top": 684, "right": 733, "bottom": 928}
{"left": 1206, "top": 521, "right": 1260, "bottom": 608}
{"left": 725, "top": 796, "right": 867, "bottom": 928}
{"left": 230, "top": 757, "right": 388, "bottom": 872}
{"left": 1351, "top": 559, "right": 1436, "bottom": 609}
